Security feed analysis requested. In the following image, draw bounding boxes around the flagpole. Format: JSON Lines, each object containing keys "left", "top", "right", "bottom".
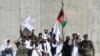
{"left": 40, "top": 0, "right": 42, "bottom": 32}
{"left": 62, "top": 0, "right": 64, "bottom": 9}
{"left": 18, "top": 0, "right": 21, "bottom": 41}
{"left": 62, "top": 0, "right": 64, "bottom": 42}
{"left": 62, "top": 26, "right": 64, "bottom": 42}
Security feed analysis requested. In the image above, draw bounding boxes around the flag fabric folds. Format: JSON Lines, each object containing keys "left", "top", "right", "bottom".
{"left": 57, "top": 8, "right": 67, "bottom": 28}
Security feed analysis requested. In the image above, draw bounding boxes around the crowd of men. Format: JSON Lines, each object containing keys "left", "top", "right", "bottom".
{"left": 0, "top": 26, "right": 95, "bottom": 56}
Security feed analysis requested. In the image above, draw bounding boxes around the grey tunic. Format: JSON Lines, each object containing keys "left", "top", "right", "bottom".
{"left": 80, "top": 40, "right": 95, "bottom": 56}
{"left": 16, "top": 44, "right": 28, "bottom": 56}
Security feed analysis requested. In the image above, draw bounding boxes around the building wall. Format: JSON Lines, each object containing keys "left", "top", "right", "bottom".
{"left": 0, "top": 0, "right": 100, "bottom": 53}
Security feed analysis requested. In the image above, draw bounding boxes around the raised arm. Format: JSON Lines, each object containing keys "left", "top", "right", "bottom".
{"left": 20, "top": 26, "right": 24, "bottom": 37}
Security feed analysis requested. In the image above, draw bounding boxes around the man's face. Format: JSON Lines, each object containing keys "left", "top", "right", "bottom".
{"left": 32, "top": 29, "right": 34, "bottom": 33}
{"left": 7, "top": 40, "right": 10, "bottom": 45}
{"left": 39, "top": 34, "right": 42, "bottom": 38}
{"left": 84, "top": 35, "right": 88, "bottom": 40}
{"left": 84, "top": 37, "right": 88, "bottom": 40}
{"left": 44, "top": 30, "right": 48, "bottom": 34}
{"left": 66, "top": 36, "right": 70, "bottom": 41}
{"left": 73, "top": 34, "right": 77, "bottom": 39}
{"left": 26, "top": 38, "right": 29, "bottom": 41}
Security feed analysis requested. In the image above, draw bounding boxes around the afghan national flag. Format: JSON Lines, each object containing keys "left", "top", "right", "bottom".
{"left": 57, "top": 8, "right": 67, "bottom": 28}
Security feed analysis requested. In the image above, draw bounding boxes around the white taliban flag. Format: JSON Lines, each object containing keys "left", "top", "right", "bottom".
{"left": 22, "top": 16, "right": 36, "bottom": 31}
{"left": 53, "top": 22, "right": 60, "bottom": 41}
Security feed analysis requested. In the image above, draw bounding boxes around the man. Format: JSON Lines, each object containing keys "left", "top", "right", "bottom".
{"left": 25, "top": 38, "right": 33, "bottom": 56}
{"left": 29, "top": 29, "right": 39, "bottom": 48}
{"left": 69, "top": 33, "right": 81, "bottom": 56}
{"left": 31, "top": 39, "right": 40, "bottom": 56}
{"left": 2, "top": 39, "right": 13, "bottom": 56}
{"left": 38, "top": 33, "right": 43, "bottom": 39}
{"left": 43, "top": 29, "right": 50, "bottom": 40}
{"left": 39, "top": 35, "right": 52, "bottom": 56}
{"left": 51, "top": 39, "right": 57, "bottom": 56}
{"left": 38, "top": 33, "right": 43, "bottom": 44}
{"left": 80, "top": 34, "right": 95, "bottom": 56}
{"left": 49, "top": 28, "right": 54, "bottom": 40}
{"left": 62, "top": 36, "right": 71, "bottom": 56}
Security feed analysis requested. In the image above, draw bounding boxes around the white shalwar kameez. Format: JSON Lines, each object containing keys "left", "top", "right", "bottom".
{"left": 55, "top": 43, "right": 63, "bottom": 56}
{"left": 71, "top": 41, "right": 79, "bottom": 56}
{"left": 32, "top": 45, "right": 40, "bottom": 56}
{"left": 1, "top": 39, "right": 13, "bottom": 56}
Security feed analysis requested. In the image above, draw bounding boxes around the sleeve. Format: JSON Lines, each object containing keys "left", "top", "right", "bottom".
{"left": 46, "top": 42, "right": 51, "bottom": 53}
{"left": 25, "top": 45, "right": 33, "bottom": 49}
{"left": 39, "top": 44, "right": 44, "bottom": 52}
{"left": 90, "top": 41, "right": 95, "bottom": 56}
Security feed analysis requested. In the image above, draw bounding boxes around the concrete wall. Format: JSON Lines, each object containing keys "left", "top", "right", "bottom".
{"left": 0, "top": 0, "right": 100, "bottom": 53}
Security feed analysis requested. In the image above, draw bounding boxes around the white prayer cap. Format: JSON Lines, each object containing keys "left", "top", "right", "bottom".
{"left": 77, "top": 33, "right": 81, "bottom": 36}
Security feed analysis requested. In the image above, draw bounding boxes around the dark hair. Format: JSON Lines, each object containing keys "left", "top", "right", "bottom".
{"left": 7, "top": 40, "right": 10, "bottom": 43}
{"left": 72, "top": 33, "right": 77, "bottom": 36}
{"left": 83, "top": 34, "right": 88, "bottom": 38}
{"left": 39, "top": 33, "right": 42, "bottom": 35}
{"left": 72, "top": 33, "right": 79, "bottom": 40}
{"left": 51, "top": 28, "right": 54, "bottom": 32}
{"left": 66, "top": 36, "right": 70, "bottom": 40}
{"left": 76, "top": 36, "right": 79, "bottom": 40}
{"left": 66, "top": 36, "right": 70, "bottom": 42}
